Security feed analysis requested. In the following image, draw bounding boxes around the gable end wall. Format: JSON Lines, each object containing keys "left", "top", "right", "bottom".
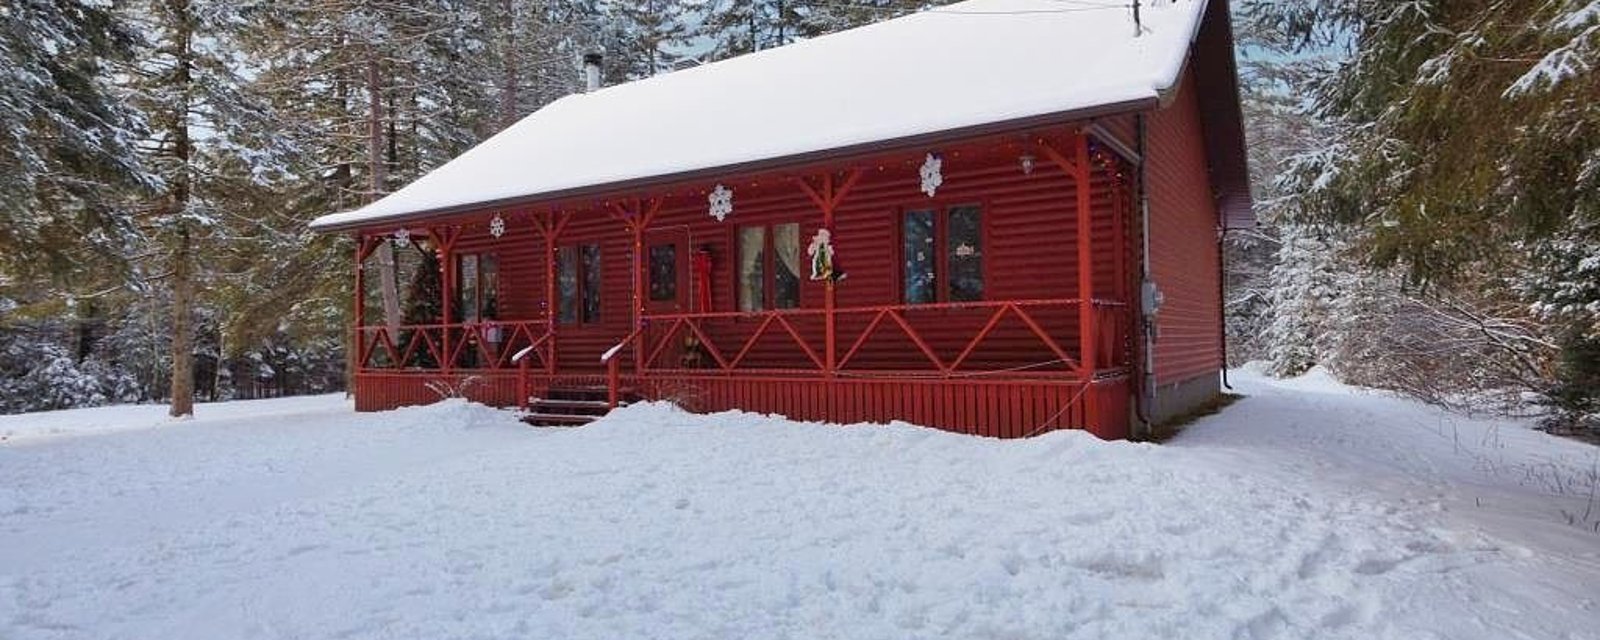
{"left": 1147, "top": 70, "right": 1223, "bottom": 391}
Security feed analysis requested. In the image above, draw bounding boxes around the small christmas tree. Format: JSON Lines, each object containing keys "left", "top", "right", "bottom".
{"left": 400, "top": 246, "right": 444, "bottom": 368}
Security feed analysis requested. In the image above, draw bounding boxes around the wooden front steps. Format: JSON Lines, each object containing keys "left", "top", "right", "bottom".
{"left": 522, "top": 386, "right": 632, "bottom": 427}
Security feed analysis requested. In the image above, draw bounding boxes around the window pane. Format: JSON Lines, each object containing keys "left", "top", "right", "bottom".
{"left": 738, "top": 226, "right": 766, "bottom": 311}
{"left": 649, "top": 244, "right": 677, "bottom": 302}
{"left": 556, "top": 247, "right": 578, "bottom": 324}
{"left": 581, "top": 244, "right": 601, "bottom": 323}
{"left": 947, "top": 206, "right": 984, "bottom": 302}
{"left": 903, "top": 210, "right": 936, "bottom": 304}
{"left": 773, "top": 224, "right": 801, "bottom": 309}
{"left": 480, "top": 255, "right": 498, "bottom": 319}
{"left": 458, "top": 254, "right": 479, "bottom": 322}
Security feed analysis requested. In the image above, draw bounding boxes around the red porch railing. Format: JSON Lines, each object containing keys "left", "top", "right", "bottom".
{"left": 624, "top": 298, "right": 1131, "bottom": 379}
{"left": 588, "top": 298, "right": 1133, "bottom": 437}
{"left": 356, "top": 320, "right": 555, "bottom": 374}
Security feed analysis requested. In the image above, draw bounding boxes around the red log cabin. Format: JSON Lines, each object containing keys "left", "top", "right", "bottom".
{"left": 310, "top": 0, "right": 1252, "bottom": 440}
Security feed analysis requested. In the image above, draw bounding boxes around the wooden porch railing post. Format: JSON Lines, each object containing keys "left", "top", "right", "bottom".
{"left": 603, "top": 198, "right": 661, "bottom": 398}
{"left": 539, "top": 211, "right": 569, "bottom": 376}
{"left": 431, "top": 227, "right": 459, "bottom": 375}
{"left": 607, "top": 356, "right": 621, "bottom": 408}
{"left": 354, "top": 235, "right": 368, "bottom": 371}
{"left": 632, "top": 219, "right": 644, "bottom": 374}
{"left": 1075, "top": 131, "right": 1099, "bottom": 427}
{"left": 823, "top": 174, "right": 836, "bottom": 377}
{"left": 798, "top": 170, "right": 860, "bottom": 378}
{"left": 518, "top": 357, "right": 530, "bottom": 409}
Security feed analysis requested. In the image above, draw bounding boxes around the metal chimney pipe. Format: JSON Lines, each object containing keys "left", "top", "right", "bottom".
{"left": 582, "top": 52, "right": 603, "bottom": 92}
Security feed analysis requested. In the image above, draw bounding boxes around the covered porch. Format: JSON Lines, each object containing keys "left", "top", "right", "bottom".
{"left": 348, "top": 125, "right": 1140, "bottom": 439}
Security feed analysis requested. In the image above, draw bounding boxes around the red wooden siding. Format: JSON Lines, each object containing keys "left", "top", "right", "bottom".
{"left": 1146, "top": 71, "right": 1223, "bottom": 385}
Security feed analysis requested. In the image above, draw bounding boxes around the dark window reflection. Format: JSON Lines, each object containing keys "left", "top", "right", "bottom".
{"left": 649, "top": 244, "right": 677, "bottom": 302}
{"left": 903, "top": 210, "right": 936, "bottom": 304}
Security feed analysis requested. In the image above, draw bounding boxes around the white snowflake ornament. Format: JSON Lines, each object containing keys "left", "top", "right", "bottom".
{"left": 392, "top": 228, "right": 411, "bottom": 247}
{"left": 708, "top": 184, "right": 734, "bottom": 222}
{"left": 920, "top": 153, "right": 943, "bottom": 197}
{"left": 488, "top": 213, "right": 506, "bottom": 238}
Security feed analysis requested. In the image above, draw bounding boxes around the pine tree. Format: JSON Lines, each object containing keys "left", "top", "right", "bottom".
{"left": 1244, "top": 0, "right": 1600, "bottom": 431}
{"left": 695, "top": 0, "right": 942, "bottom": 62}
{"left": 1262, "top": 225, "right": 1348, "bottom": 376}
{"left": 235, "top": 0, "right": 504, "bottom": 386}
{"left": 1224, "top": 19, "right": 1330, "bottom": 366}
{"left": 0, "top": 0, "right": 150, "bottom": 282}
{"left": 698, "top": 0, "right": 804, "bottom": 59}
{"left": 604, "top": 0, "right": 691, "bottom": 78}
{"left": 799, "top": 0, "right": 932, "bottom": 34}
{"left": 122, "top": 0, "right": 291, "bottom": 417}
{"left": 478, "top": 0, "right": 588, "bottom": 131}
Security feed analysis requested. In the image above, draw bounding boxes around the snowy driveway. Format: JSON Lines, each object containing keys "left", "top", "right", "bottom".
{"left": 1, "top": 372, "right": 1596, "bottom": 639}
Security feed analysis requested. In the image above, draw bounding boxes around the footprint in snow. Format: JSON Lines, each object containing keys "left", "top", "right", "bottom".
{"left": 1072, "top": 552, "right": 1165, "bottom": 581}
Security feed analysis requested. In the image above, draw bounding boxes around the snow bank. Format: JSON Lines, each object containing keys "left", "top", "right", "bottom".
{"left": 1, "top": 370, "right": 1596, "bottom": 639}
{"left": 0, "top": 396, "right": 523, "bottom": 444}
{"left": 0, "top": 393, "right": 350, "bottom": 443}
{"left": 378, "top": 397, "right": 525, "bottom": 432}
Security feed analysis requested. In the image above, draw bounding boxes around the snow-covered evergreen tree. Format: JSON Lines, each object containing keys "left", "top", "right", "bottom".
{"left": 0, "top": 0, "right": 153, "bottom": 287}
{"left": 1262, "top": 225, "right": 1349, "bottom": 376}
{"left": 693, "top": 0, "right": 945, "bottom": 62}
{"left": 602, "top": 0, "right": 692, "bottom": 79}
{"left": 1244, "top": 0, "right": 1600, "bottom": 433}
{"left": 121, "top": 0, "right": 296, "bottom": 416}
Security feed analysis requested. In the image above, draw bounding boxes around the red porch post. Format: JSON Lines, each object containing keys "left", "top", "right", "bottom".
{"left": 536, "top": 211, "right": 571, "bottom": 375}
{"left": 431, "top": 226, "right": 461, "bottom": 374}
{"left": 796, "top": 169, "right": 862, "bottom": 377}
{"left": 353, "top": 235, "right": 372, "bottom": 370}
{"left": 1074, "top": 131, "right": 1100, "bottom": 428}
{"left": 608, "top": 198, "right": 661, "bottom": 376}
{"left": 1038, "top": 131, "right": 1102, "bottom": 431}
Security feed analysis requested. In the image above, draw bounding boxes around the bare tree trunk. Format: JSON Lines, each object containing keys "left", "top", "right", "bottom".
{"left": 213, "top": 324, "right": 225, "bottom": 401}
{"left": 168, "top": 0, "right": 196, "bottom": 418}
{"left": 500, "top": 0, "right": 518, "bottom": 129}
{"left": 170, "top": 224, "right": 195, "bottom": 417}
{"left": 367, "top": 49, "right": 402, "bottom": 339}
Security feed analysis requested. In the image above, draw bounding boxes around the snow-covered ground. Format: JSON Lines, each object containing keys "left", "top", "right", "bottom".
{"left": 1, "top": 370, "right": 1596, "bottom": 639}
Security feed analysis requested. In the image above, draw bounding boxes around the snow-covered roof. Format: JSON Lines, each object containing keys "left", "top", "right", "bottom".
{"left": 312, "top": 0, "right": 1217, "bottom": 231}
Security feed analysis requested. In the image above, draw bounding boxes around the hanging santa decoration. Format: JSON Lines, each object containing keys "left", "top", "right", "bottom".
{"left": 708, "top": 184, "right": 733, "bottom": 221}
{"left": 488, "top": 213, "right": 506, "bottom": 238}
{"left": 808, "top": 228, "right": 837, "bottom": 281}
{"left": 919, "top": 152, "right": 943, "bottom": 197}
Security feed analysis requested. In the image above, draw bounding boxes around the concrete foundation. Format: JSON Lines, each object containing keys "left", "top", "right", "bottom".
{"left": 1148, "top": 372, "right": 1223, "bottom": 426}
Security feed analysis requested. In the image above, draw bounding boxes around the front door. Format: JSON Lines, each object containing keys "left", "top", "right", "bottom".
{"left": 644, "top": 229, "right": 688, "bottom": 314}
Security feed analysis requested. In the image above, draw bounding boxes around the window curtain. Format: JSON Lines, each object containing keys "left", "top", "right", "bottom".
{"left": 773, "top": 224, "right": 801, "bottom": 308}
{"left": 738, "top": 227, "right": 766, "bottom": 311}
{"left": 774, "top": 224, "right": 800, "bottom": 281}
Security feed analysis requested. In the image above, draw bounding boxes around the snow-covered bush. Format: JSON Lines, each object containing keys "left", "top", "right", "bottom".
{"left": 0, "top": 335, "right": 108, "bottom": 413}
{"left": 1546, "top": 334, "right": 1600, "bottom": 437}
{"left": 1328, "top": 284, "right": 1556, "bottom": 416}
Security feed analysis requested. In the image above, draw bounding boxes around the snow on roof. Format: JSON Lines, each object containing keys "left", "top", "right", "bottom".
{"left": 311, "top": 0, "right": 1212, "bottom": 231}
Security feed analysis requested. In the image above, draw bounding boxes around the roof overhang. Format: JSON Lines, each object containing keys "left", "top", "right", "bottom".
{"left": 1190, "top": 0, "right": 1255, "bottom": 228}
